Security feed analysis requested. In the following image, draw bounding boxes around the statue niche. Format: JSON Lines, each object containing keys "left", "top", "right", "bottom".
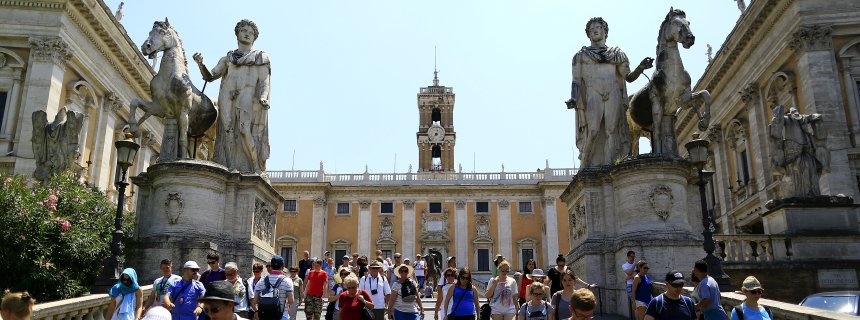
{"left": 31, "top": 106, "right": 85, "bottom": 181}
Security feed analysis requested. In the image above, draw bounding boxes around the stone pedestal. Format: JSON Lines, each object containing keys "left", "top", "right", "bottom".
{"left": 763, "top": 198, "right": 860, "bottom": 261}
{"left": 560, "top": 155, "right": 706, "bottom": 316}
{"left": 129, "top": 160, "right": 283, "bottom": 282}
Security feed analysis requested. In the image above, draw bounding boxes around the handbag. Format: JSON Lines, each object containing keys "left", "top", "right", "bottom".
{"left": 359, "top": 290, "right": 374, "bottom": 320}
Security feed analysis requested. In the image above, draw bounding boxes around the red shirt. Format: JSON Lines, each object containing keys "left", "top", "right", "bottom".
{"left": 306, "top": 270, "right": 328, "bottom": 296}
{"left": 338, "top": 290, "right": 372, "bottom": 320}
{"left": 519, "top": 277, "right": 534, "bottom": 299}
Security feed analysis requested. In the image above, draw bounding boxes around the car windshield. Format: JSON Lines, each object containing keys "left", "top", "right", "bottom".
{"left": 801, "top": 295, "right": 858, "bottom": 314}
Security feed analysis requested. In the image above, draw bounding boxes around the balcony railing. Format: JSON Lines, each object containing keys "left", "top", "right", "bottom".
{"left": 714, "top": 234, "right": 774, "bottom": 263}
{"left": 267, "top": 168, "right": 579, "bottom": 186}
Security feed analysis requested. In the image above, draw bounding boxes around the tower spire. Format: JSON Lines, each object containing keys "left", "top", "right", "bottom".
{"left": 433, "top": 46, "right": 440, "bottom": 86}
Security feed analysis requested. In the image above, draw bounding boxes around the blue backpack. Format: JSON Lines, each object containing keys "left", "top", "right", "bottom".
{"left": 258, "top": 276, "right": 286, "bottom": 313}
{"left": 653, "top": 293, "right": 696, "bottom": 319}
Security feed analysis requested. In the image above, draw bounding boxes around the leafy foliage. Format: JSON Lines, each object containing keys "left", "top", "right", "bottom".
{"left": 0, "top": 172, "right": 134, "bottom": 301}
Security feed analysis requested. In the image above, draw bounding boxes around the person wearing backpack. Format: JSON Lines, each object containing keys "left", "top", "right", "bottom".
{"left": 692, "top": 260, "right": 726, "bottom": 320}
{"left": 252, "top": 255, "right": 295, "bottom": 320}
{"left": 643, "top": 271, "right": 696, "bottom": 320}
{"left": 517, "top": 282, "right": 552, "bottom": 320}
{"left": 387, "top": 264, "right": 424, "bottom": 320}
{"left": 729, "top": 276, "right": 772, "bottom": 320}
{"left": 359, "top": 260, "right": 391, "bottom": 320}
{"left": 164, "top": 261, "right": 207, "bottom": 320}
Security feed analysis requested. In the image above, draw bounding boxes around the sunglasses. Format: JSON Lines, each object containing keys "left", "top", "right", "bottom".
{"left": 253, "top": 269, "right": 263, "bottom": 273}
{"left": 290, "top": 270, "right": 298, "bottom": 273}
{"left": 642, "top": 267, "right": 650, "bottom": 270}
{"left": 499, "top": 269, "right": 510, "bottom": 273}
{"left": 203, "top": 306, "right": 222, "bottom": 314}
{"left": 750, "top": 289, "right": 763, "bottom": 295}
{"left": 207, "top": 261, "right": 217, "bottom": 265}
{"left": 531, "top": 292, "right": 544, "bottom": 296}
{"left": 347, "top": 286, "right": 358, "bottom": 289}
{"left": 445, "top": 274, "right": 455, "bottom": 277}
{"left": 399, "top": 270, "right": 409, "bottom": 274}
{"left": 670, "top": 283, "right": 684, "bottom": 288}
{"left": 459, "top": 276, "right": 470, "bottom": 280}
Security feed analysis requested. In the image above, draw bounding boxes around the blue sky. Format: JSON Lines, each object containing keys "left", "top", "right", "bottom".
{"left": 106, "top": 1, "right": 741, "bottom": 173}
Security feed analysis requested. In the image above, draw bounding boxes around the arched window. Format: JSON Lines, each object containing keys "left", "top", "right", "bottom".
{"left": 431, "top": 108, "right": 442, "bottom": 126}
{"left": 431, "top": 146, "right": 442, "bottom": 171}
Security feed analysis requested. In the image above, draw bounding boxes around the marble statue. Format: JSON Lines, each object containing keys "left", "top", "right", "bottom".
{"left": 194, "top": 19, "right": 271, "bottom": 173}
{"left": 628, "top": 8, "right": 711, "bottom": 157}
{"left": 128, "top": 19, "right": 218, "bottom": 162}
{"left": 768, "top": 105, "right": 829, "bottom": 198}
{"left": 31, "top": 106, "right": 85, "bottom": 181}
{"left": 706, "top": 44, "right": 713, "bottom": 63}
{"left": 566, "top": 17, "right": 653, "bottom": 167}
{"left": 735, "top": 0, "right": 747, "bottom": 12}
{"left": 114, "top": 2, "right": 124, "bottom": 22}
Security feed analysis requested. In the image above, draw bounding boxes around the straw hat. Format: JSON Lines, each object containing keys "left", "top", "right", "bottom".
{"left": 395, "top": 263, "right": 414, "bottom": 279}
{"left": 526, "top": 269, "right": 546, "bottom": 280}
{"left": 334, "top": 266, "right": 352, "bottom": 284}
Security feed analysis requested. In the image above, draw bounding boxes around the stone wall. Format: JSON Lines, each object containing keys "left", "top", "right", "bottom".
{"left": 724, "top": 262, "right": 860, "bottom": 304}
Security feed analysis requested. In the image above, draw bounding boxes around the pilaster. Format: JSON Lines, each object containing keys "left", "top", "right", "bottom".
{"left": 358, "top": 200, "right": 371, "bottom": 255}
{"left": 402, "top": 199, "right": 416, "bottom": 258}
{"left": 739, "top": 82, "right": 769, "bottom": 189}
{"left": 542, "top": 196, "right": 559, "bottom": 266}
{"left": 312, "top": 197, "right": 327, "bottom": 257}
{"left": 790, "top": 25, "right": 858, "bottom": 199}
{"left": 455, "top": 199, "right": 468, "bottom": 266}
{"left": 497, "top": 199, "right": 512, "bottom": 260}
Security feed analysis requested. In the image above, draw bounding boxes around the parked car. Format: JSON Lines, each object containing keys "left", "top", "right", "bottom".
{"left": 799, "top": 291, "right": 860, "bottom": 316}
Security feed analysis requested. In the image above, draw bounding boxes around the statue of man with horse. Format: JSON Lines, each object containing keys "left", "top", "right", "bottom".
{"left": 566, "top": 17, "right": 653, "bottom": 167}
{"left": 194, "top": 19, "right": 271, "bottom": 173}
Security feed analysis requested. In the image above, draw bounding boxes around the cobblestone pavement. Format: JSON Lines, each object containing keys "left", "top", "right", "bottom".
{"left": 287, "top": 299, "right": 627, "bottom": 320}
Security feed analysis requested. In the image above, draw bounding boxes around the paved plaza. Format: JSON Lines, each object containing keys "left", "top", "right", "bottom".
{"left": 287, "top": 299, "right": 626, "bottom": 320}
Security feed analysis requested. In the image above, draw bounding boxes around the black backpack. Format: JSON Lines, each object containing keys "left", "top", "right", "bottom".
{"left": 479, "top": 303, "right": 491, "bottom": 320}
{"left": 401, "top": 280, "right": 417, "bottom": 301}
{"left": 258, "top": 276, "right": 286, "bottom": 314}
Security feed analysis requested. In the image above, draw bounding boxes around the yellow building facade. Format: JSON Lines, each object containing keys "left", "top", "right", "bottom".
{"left": 268, "top": 78, "right": 574, "bottom": 279}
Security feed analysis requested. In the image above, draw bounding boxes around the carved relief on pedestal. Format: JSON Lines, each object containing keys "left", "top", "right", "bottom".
{"left": 253, "top": 199, "right": 275, "bottom": 242}
{"left": 649, "top": 185, "right": 674, "bottom": 221}
{"left": 570, "top": 203, "right": 586, "bottom": 240}
{"left": 164, "top": 192, "right": 184, "bottom": 224}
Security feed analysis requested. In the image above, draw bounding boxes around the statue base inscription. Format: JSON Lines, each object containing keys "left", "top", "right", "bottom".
{"left": 129, "top": 160, "right": 283, "bottom": 282}
{"left": 560, "top": 155, "right": 705, "bottom": 316}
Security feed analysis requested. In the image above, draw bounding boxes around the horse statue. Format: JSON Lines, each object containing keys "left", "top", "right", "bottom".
{"left": 425, "top": 249, "right": 443, "bottom": 290}
{"left": 128, "top": 18, "right": 217, "bottom": 161}
{"left": 628, "top": 8, "right": 710, "bottom": 156}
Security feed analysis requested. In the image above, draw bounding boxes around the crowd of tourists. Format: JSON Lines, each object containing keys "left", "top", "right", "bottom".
{"left": 2, "top": 249, "right": 776, "bottom": 320}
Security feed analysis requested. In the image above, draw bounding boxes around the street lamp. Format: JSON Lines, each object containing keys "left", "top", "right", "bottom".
{"left": 93, "top": 132, "right": 140, "bottom": 293}
{"left": 684, "top": 133, "right": 731, "bottom": 291}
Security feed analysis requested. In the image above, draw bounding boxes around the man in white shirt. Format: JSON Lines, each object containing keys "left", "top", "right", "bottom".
{"left": 414, "top": 255, "right": 426, "bottom": 290}
{"left": 359, "top": 260, "right": 391, "bottom": 320}
{"left": 622, "top": 251, "right": 636, "bottom": 306}
{"left": 144, "top": 259, "right": 183, "bottom": 316}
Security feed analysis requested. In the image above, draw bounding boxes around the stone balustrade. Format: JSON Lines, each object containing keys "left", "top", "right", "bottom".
{"left": 715, "top": 234, "right": 775, "bottom": 263}
{"left": 267, "top": 168, "right": 579, "bottom": 185}
{"left": 30, "top": 285, "right": 152, "bottom": 320}
{"left": 652, "top": 282, "right": 855, "bottom": 320}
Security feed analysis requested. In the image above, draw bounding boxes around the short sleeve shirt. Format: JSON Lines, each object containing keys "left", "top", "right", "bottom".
{"left": 518, "top": 302, "right": 552, "bottom": 320}
{"left": 414, "top": 261, "right": 425, "bottom": 277}
{"left": 644, "top": 294, "right": 695, "bottom": 320}
{"left": 695, "top": 276, "right": 724, "bottom": 312}
{"left": 359, "top": 275, "right": 390, "bottom": 309}
{"left": 338, "top": 290, "right": 372, "bottom": 320}
{"left": 253, "top": 274, "right": 294, "bottom": 307}
{"left": 153, "top": 274, "right": 182, "bottom": 304}
{"left": 306, "top": 270, "right": 328, "bottom": 297}
{"left": 166, "top": 279, "right": 206, "bottom": 320}
{"left": 622, "top": 262, "right": 635, "bottom": 285}
{"left": 730, "top": 304, "right": 772, "bottom": 320}
{"left": 391, "top": 279, "right": 421, "bottom": 314}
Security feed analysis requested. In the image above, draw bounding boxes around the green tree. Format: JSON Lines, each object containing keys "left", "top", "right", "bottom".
{"left": 0, "top": 172, "right": 134, "bottom": 301}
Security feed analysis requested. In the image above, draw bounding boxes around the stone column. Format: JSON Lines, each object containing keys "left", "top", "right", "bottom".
{"left": 497, "top": 199, "right": 512, "bottom": 260}
{"left": 14, "top": 37, "right": 71, "bottom": 175}
{"left": 358, "top": 200, "right": 371, "bottom": 255}
{"left": 706, "top": 126, "right": 731, "bottom": 233}
{"left": 839, "top": 58, "right": 860, "bottom": 144}
{"left": 790, "top": 25, "right": 859, "bottom": 199}
{"left": 402, "top": 199, "right": 416, "bottom": 258}
{"left": 1, "top": 69, "right": 23, "bottom": 138}
{"left": 312, "top": 197, "right": 327, "bottom": 257}
{"left": 542, "top": 196, "right": 559, "bottom": 266}
{"left": 455, "top": 200, "right": 468, "bottom": 266}
{"left": 739, "top": 82, "right": 770, "bottom": 191}
{"left": 90, "top": 92, "right": 121, "bottom": 186}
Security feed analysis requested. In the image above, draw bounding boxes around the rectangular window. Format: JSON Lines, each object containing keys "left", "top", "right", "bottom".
{"left": 335, "top": 250, "right": 347, "bottom": 261}
{"left": 281, "top": 247, "right": 293, "bottom": 268}
{"left": 382, "top": 250, "right": 392, "bottom": 259}
{"left": 0, "top": 92, "right": 7, "bottom": 131}
{"left": 519, "top": 201, "right": 533, "bottom": 213}
{"left": 477, "top": 249, "right": 490, "bottom": 271}
{"left": 740, "top": 150, "right": 751, "bottom": 185}
{"left": 337, "top": 203, "right": 350, "bottom": 214}
{"left": 522, "top": 249, "right": 534, "bottom": 265}
{"left": 283, "top": 200, "right": 297, "bottom": 212}
{"left": 429, "top": 202, "right": 442, "bottom": 213}
{"left": 476, "top": 202, "right": 489, "bottom": 213}
{"left": 380, "top": 202, "right": 394, "bottom": 214}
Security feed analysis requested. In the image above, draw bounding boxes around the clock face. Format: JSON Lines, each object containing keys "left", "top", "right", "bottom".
{"left": 428, "top": 126, "right": 445, "bottom": 142}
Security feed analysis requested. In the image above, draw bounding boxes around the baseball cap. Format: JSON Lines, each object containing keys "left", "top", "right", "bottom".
{"left": 665, "top": 270, "right": 685, "bottom": 285}
{"left": 271, "top": 255, "right": 285, "bottom": 269}
{"left": 183, "top": 261, "right": 200, "bottom": 270}
{"left": 343, "top": 255, "right": 351, "bottom": 260}
{"left": 447, "top": 256, "right": 456, "bottom": 263}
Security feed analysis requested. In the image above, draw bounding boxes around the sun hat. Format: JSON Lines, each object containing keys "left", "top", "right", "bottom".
{"left": 395, "top": 263, "right": 414, "bottom": 279}
{"left": 334, "top": 266, "right": 352, "bottom": 283}
{"left": 526, "top": 268, "right": 546, "bottom": 280}
{"left": 183, "top": 261, "right": 200, "bottom": 270}
{"left": 200, "top": 281, "right": 237, "bottom": 303}
{"left": 369, "top": 260, "right": 384, "bottom": 269}
{"left": 742, "top": 276, "right": 763, "bottom": 291}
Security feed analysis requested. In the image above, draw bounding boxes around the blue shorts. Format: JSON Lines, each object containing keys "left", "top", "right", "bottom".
{"left": 417, "top": 276, "right": 425, "bottom": 289}
{"left": 394, "top": 309, "right": 420, "bottom": 320}
{"left": 702, "top": 308, "right": 726, "bottom": 320}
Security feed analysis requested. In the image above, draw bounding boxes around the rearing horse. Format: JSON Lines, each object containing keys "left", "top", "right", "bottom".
{"left": 628, "top": 8, "right": 710, "bottom": 156}
{"left": 129, "top": 19, "right": 217, "bottom": 160}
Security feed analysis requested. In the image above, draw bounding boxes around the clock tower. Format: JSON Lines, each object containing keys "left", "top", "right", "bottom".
{"left": 417, "top": 71, "right": 455, "bottom": 172}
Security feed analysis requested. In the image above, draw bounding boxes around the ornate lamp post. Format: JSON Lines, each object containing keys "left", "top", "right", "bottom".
{"left": 684, "top": 133, "right": 731, "bottom": 290}
{"left": 93, "top": 133, "right": 140, "bottom": 293}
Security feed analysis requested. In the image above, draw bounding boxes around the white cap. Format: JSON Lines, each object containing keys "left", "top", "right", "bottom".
{"left": 183, "top": 261, "right": 200, "bottom": 269}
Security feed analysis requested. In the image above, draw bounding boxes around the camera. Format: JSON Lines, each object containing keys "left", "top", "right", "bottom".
{"left": 371, "top": 289, "right": 378, "bottom": 295}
